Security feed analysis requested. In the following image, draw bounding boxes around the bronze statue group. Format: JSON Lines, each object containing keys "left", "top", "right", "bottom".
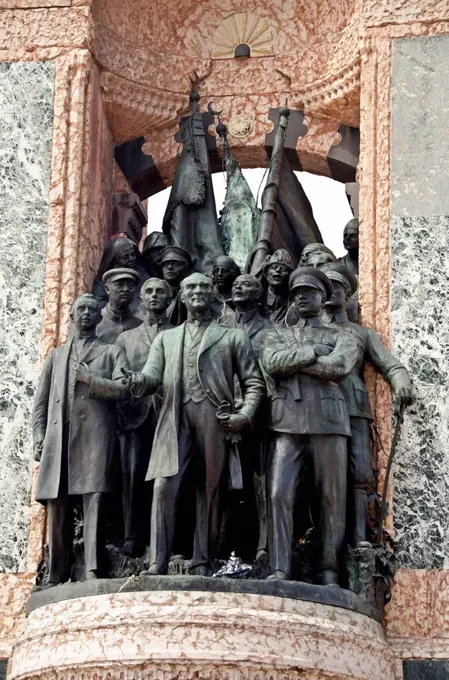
{"left": 32, "top": 218, "right": 413, "bottom": 589}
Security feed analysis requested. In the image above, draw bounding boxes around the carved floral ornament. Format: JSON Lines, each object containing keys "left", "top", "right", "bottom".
{"left": 228, "top": 114, "right": 254, "bottom": 138}
{"left": 212, "top": 13, "right": 274, "bottom": 59}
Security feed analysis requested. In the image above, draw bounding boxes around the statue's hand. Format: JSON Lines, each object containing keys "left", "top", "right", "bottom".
{"left": 121, "top": 368, "right": 145, "bottom": 393}
{"left": 76, "top": 363, "right": 91, "bottom": 384}
{"left": 221, "top": 413, "right": 249, "bottom": 434}
{"left": 392, "top": 385, "right": 413, "bottom": 415}
{"left": 33, "top": 440, "right": 44, "bottom": 462}
{"left": 314, "top": 344, "right": 331, "bottom": 357}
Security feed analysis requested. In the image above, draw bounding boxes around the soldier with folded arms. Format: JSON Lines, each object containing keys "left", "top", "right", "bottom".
{"left": 261, "top": 267, "right": 358, "bottom": 586}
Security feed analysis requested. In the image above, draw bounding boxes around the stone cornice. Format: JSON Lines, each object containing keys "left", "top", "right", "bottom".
{"left": 100, "top": 72, "right": 187, "bottom": 144}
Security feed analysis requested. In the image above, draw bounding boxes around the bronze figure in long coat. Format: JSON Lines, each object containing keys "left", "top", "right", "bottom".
{"left": 126, "top": 273, "right": 266, "bottom": 576}
{"left": 115, "top": 278, "right": 173, "bottom": 556}
{"left": 32, "top": 294, "right": 128, "bottom": 585}
{"left": 223, "top": 274, "right": 274, "bottom": 558}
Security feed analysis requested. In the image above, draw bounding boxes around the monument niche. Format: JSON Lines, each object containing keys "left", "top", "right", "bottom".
{"left": 31, "top": 96, "right": 411, "bottom": 624}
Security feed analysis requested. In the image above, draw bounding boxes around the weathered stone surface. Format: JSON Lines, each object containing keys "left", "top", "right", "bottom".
{"left": 391, "top": 214, "right": 449, "bottom": 569}
{"left": 12, "top": 589, "right": 394, "bottom": 680}
{"left": 0, "top": 62, "right": 54, "bottom": 572}
{"left": 392, "top": 36, "right": 449, "bottom": 218}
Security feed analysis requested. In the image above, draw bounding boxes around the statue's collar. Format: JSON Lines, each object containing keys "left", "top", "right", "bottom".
{"left": 104, "top": 304, "right": 133, "bottom": 323}
{"left": 235, "top": 307, "right": 258, "bottom": 324}
{"left": 295, "top": 315, "right": 323, "bottom": 328}
{"left": 322, "top": 309, "right": 348, "bottom": 324}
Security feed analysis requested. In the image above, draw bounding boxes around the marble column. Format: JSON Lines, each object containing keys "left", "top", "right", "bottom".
{"left": 391, "top": 36, "right": 449, "bottom": 569}
{"left": 0, "top": 62, "right": 54, "bottom": 572}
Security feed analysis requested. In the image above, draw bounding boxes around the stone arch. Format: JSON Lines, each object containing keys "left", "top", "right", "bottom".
{"left": 92, "top": 0, "right": 362, "bottom": 197}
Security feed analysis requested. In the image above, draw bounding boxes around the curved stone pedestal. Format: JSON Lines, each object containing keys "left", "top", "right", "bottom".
{"left": 9, "top": 582, "right": 394, "bottom": 680}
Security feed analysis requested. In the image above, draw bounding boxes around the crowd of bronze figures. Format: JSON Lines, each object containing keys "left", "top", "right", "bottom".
{"left": 32, "top": 218, "right": 413, "bottom": 589}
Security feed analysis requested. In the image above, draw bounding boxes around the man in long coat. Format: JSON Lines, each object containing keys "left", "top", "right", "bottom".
{"left": 126, "top": 273, "right": 266, "bottom": 576}
{"left": 32, "top": 294, "right": 129, "bottom": 585}
{"left": 223, "top": 274, "right": 273, "bottom": 557}
{"left": 115, "top": 278, "right": 173, "bottom": 557}
{"left": 260, "top": 268, "right": 358, "bottom": 585}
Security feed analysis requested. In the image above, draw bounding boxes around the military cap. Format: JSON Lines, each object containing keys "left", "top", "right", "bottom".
{"left": 289, "top": 266, "right": 333, "bottom": 300}
{"left": 321, "top": 262, "right": 357, "bottom": 297}
{"left": 161, "top": 246, "right": 193, "bottom": 268}
{"left": 266, "top": 248, "right": 294, "bottom": 270}
{"left": 102, "top": 267, "right": 140, "bottom": 285}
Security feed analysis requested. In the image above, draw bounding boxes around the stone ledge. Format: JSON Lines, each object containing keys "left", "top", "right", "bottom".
{"left": 11, "top": 588, "right": 393, "bottom": 680}
{"left": 28, "top": 574, "right": 381, "bottom": 621}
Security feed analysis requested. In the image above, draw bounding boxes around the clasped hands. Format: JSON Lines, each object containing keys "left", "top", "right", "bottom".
{"left": 121, "top": 368, "right": 146, "bottom": 395}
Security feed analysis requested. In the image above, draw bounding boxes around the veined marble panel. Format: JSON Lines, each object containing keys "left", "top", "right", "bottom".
{"left": 391, "top": 215, "right": 449, "bottom": 569}
{"left": 0, "top": 62, "right": 54, "bottom": 572}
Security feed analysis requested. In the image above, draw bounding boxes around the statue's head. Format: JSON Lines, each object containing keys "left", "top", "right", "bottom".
{"left": 212, "top": 256, "right": 240, "bottom": 292}
{"left": 70, "top": 293, "right": 102, "bottom": 331}
{"left": 180, "top": 272, "right": 213, "bottom": 314}
{"left": 321, "top": 263, "right": 357, "bottom": 309}
{"left": 299, "top": 243, "right": 336, "bottom": 269}
{"left": 289, "top": 267, "right": 333, "bottom": 318}
{"left": 140, "top": 277, "right": 171, "bottom": 313}
{"left": 142, "top": 232, "right": 169, "bottom": 268}
{"left": 343, "top": 218, "right": 359, "bottom": 253}
{"left": 161, "top": 246, "right": 192, "bottom": 286}
{"left": 232, "top": 274, "right": 263, "bottom": 309}
{"left": 108, "top": 237, "right": 138, "bottom": 270}
{"left": 103, "top": 268, "right": 140, "bottom": 309}
{"left": 265, "top": 249, "right": 294, "bottom": 290}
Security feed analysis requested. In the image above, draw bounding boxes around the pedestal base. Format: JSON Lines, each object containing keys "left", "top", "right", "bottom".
{"left": 9, "top": 581, "right": 394, "bottom": 680}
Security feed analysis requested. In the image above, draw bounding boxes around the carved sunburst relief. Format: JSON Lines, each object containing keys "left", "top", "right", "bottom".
{"left": 212, "top": 13, "right": 274, "bottom": 59}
